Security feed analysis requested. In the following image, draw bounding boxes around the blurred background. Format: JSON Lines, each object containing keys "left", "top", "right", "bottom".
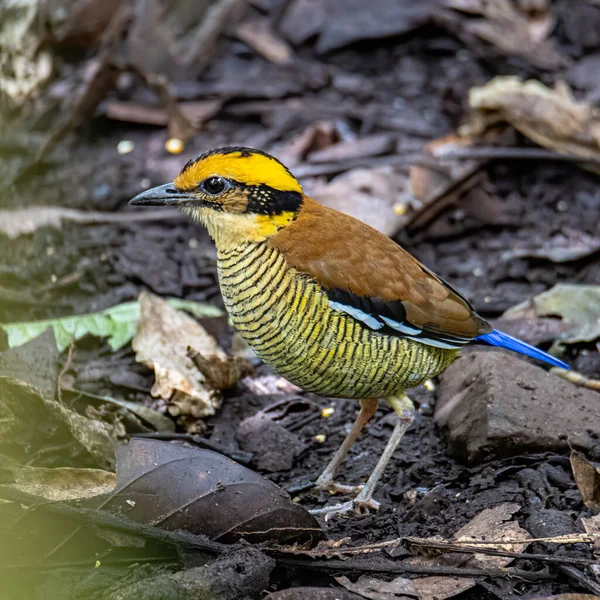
{"left": 1, "top": 1, "right": 600, "bottom": 599}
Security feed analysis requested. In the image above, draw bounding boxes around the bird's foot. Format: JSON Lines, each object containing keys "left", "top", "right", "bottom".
{"left": 309, "top": 495, "right": 380, "bottom": 521}
{"left": 314, "top": 479, "right": 364, "bottom": 495}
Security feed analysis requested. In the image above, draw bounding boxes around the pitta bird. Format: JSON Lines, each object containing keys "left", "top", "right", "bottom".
{"left": 130, "top": 147, "right": 569, "bottom": 517}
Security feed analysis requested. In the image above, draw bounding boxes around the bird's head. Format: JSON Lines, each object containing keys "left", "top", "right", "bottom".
{"left": 129, "top": 146, "right": 303, "bottom": 247}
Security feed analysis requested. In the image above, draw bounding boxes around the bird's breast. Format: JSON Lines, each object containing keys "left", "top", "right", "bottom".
{"left": 216, "top": 242, "right": 456, "bottom": 398}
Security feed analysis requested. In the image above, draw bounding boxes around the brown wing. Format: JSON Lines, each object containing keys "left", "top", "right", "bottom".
{"left": 269, "top": 196, "right": 491, "bottom": 344}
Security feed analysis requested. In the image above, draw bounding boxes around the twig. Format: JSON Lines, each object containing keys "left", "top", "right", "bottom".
{"left": 552, "top": 367, "right": 600, "bottom": 391}
{"left": 403, "top": 538, "right": 598, "bottom": 568}
{"left": 436, "top": 146, "right": 600, "bottom": 167}
{"left": 275, "top": 557, "right": 556, "bottom": 581}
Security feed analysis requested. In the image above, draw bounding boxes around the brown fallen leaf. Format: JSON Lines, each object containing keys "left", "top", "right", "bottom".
{"left": 132, "top": 291, "right": 250, "bottom": 420}
{"left": 335, "top": 575, "right": 418, "bottom": 600}
{"left": 307, "top": 134, "right": 394, "bottom": 164}
{"left": 276, "top": 120, "right": 342, "bottom": 167}
{"left": 408, "top": 133, "right": 487, "bottom": 230}
{"left": 501, "top": 228, "right": 600, "bottom": 263}
{"left": 461, "top": 76, "right": 600, "bottom": 174}
{"left": 235, "top": 17, "right": 293, "bottom": 65}
{"left": 105, "top": 98, "right": 222, "bottom": 128}
{"left": 444, "top": 0, "right": 563, "bottom": 70}
{"left": 0, "top": 454, "right": 115, "bottom": 501}
{"left": 535, "top": 596, "right": 600, "bottom": 600}
{"left": 308, "top": 166, "right": 410, "bottom": 237}
{"left": 402, "top": 503, "right": 531, "bottom": 599}
{"left": 570, "top": 450, "right": 600, "bottom": 512}
{"left": 502, "top": 284, "right": 600, "bottom": 345}
{"left": 106, "top": 438, "right": 324, "bottom": 544}
{"left": 0, "top": 205, "right": 181, "bottom": 239}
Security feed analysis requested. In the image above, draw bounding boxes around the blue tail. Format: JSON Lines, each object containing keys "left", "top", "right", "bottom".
{"left": 475, "top": 329, "right": 570, "bottom": 370}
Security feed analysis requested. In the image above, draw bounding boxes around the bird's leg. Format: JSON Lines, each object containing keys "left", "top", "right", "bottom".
{"left": 310, "top": 394, "right": 414, "bottom": 519}
{"left": 353, "top": 394, "right": 414, "bottom": 510}
{"left": 314, "top": 398, "right": 378, "bottom": 494}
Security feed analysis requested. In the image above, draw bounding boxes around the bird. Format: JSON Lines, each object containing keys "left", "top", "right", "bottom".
{"left": 130, "top": 146, "right": 570, "bottom": 517}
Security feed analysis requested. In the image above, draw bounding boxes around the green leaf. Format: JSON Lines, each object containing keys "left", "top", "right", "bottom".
{"left": 0, "top": 299, "right": 222, "bottom": 352}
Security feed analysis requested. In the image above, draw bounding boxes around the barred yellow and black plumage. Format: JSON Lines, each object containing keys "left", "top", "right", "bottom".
{"left": 218, "top": 242, "right": 455, "bottom": 399}
{"left": 130, "top": 146, "right": 569, "bottom": 516}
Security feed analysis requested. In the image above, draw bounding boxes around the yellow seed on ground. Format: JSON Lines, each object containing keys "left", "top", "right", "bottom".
{"left": 315, "top": 434, "right": 326, "bottom": 443}
{"left": 166, "top": 137, "right": 184, "bottom": 154}
{"left": 393, "top": 203, "right": 407, "bottom": 215}
{"left": 117, "top": 140, "right": 134, "bottom": 154}
{"left": 95, "top": 560, "right": 101, "bottom": 568}
{"left": 424, "top": 379, "right": 436, "bottom": 392}
{"left": 321, "top": 406, "right": 335, "bottom": 418}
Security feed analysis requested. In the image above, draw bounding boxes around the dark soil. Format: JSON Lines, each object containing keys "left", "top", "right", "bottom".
{"left": 2, "top": 1, "right": 600, "bottom": 598}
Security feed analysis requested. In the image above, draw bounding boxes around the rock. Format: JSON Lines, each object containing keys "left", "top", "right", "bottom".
{"left": 435, "top": 352, "right": 600, "bottom": 463}
{"left": 237, "top": 411, "right": 307, "bottom": 472}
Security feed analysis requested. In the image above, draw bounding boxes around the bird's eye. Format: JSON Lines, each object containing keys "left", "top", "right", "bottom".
{"left": 201, "top": 177, "right": 226, "bottom": 195}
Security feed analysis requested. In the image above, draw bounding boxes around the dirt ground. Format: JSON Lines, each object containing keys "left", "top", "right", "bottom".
{"left": 1, "top": 1, "right": 600, "bottom": 599}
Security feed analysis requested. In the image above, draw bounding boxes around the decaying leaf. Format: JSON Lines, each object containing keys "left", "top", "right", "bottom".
{"left": 501, "top": 229, "right": 600, "bottom": 263}
{"left": 503, "top": 284, "right": 600, "bottom": 345}
{"left": 462, "top": 76, "right": 600, "bottom": 174}
{"left": 235, "top": 17, "right": 293, "bottom": 65}
{"left": 570, "top": 450, "right": 600, "bottom": 512}
{"left": 0, "top": 205, "right": 182, "bottom": 239}
{"left": 1, "top": 297, "right": 221, "bottom": 352}
{"left": 65, "top": 388, "right": 176, "bottom": 433}
{"left": 408, "top": 133, "right": 488, "bottom": 230}
{"left": 452, "top": 503, "right": 530, "bottom": 566}
{"left": 106, "top": 438, "right": 324, "bottom": 544}
{"left": 0, "top": 376, "right": 121, "bottom": 470}
{"left": 276, "top": 121, "right": 343, "bottom": 167}
{"left": 335, "top": 575, "right": 418, "bottom": 600}
{"left": 308, "top": 167, "right": 409, "bottom": 237}
{"left": 401, "top": 503, "right": 531, "bottom": 599}
{"left": 133, "top": 292, "right": 249, "bottom": 419}
{"left": 445, "top": 0, "right": 563, "bottom": 70}
{"left": 0, "top": 0, "right": 53, "bottom": 106}
{"left": 0, "top": 453, "right": 115, "bottom": 501}
{"left": 307, "top": 134, "right": 394, "bottom": 164}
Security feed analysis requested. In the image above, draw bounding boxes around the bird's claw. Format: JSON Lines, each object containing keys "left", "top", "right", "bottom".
{"left": 309, "top": 496, "right": 380, "bottom": 520}
{"left": 314, "top": 480, "right": 364, "bottom": 495}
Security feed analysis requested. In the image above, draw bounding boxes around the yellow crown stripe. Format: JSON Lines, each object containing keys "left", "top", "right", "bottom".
{"left": 174, "top": 151, "right": 302, "bottom": 193}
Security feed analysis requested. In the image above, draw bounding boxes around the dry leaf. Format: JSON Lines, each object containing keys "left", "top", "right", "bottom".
{"left": 132, "top": 291, "right": 248, "bottom": 420}
{"left": 462, "top": 76, "right": 600, "bottom": 174}
{"left": 236, "top": 18, "right": 293, "bottom": 65}
{"left": 335, "top": 575, "right": 419, "bottom": 600}
{"left": 503, "top": 284, "right": 600, "bottom": 345}
{"left": 446, "top": 0, "right": 563, "bottom": 70}
{"left": 107, "top": 438, "right": 324, "bottom": 544}
{"left": 453, "top": 503, "right": 530, "bottom": 567}
{"left": 276, "top": 121, "right": 342, "bottom": 167}
{"left": 0, "top": 454, "right": 115, "bottom": 501}
{"left": 308, "top": 167, "right": 409, "bottom": 237}
{"left": 581, "top": 514, "right": 600, "bottom": 536}
{"left": 570, "top": 450, "right": 600, "bottom": 512}
{"left": 403, "top": 503, "right": 531, "bottom": 599}
{"left": 307, "top": 134, "right": 394, "bottom": 163}
{"left": 501, "top": 229, "right": 600, "bottom": 263}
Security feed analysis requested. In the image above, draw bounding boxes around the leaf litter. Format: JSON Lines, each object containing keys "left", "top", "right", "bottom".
{"left": 1, "top": 296, "right": 221, "bottom": 351}
{"left": 503, "top": 284, "right": 600, "bottom": 345}
{"left": 132, "top": 291, "right": 251, "bottom": 421}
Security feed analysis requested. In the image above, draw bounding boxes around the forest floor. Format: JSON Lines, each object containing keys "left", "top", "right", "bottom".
{"left": 1, "top": 1, "right": 600, "bottom": 599}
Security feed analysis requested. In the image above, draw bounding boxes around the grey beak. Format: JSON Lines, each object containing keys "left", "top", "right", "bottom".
{"left": 129, "top": 183, "right": 189, "bottom": 206}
